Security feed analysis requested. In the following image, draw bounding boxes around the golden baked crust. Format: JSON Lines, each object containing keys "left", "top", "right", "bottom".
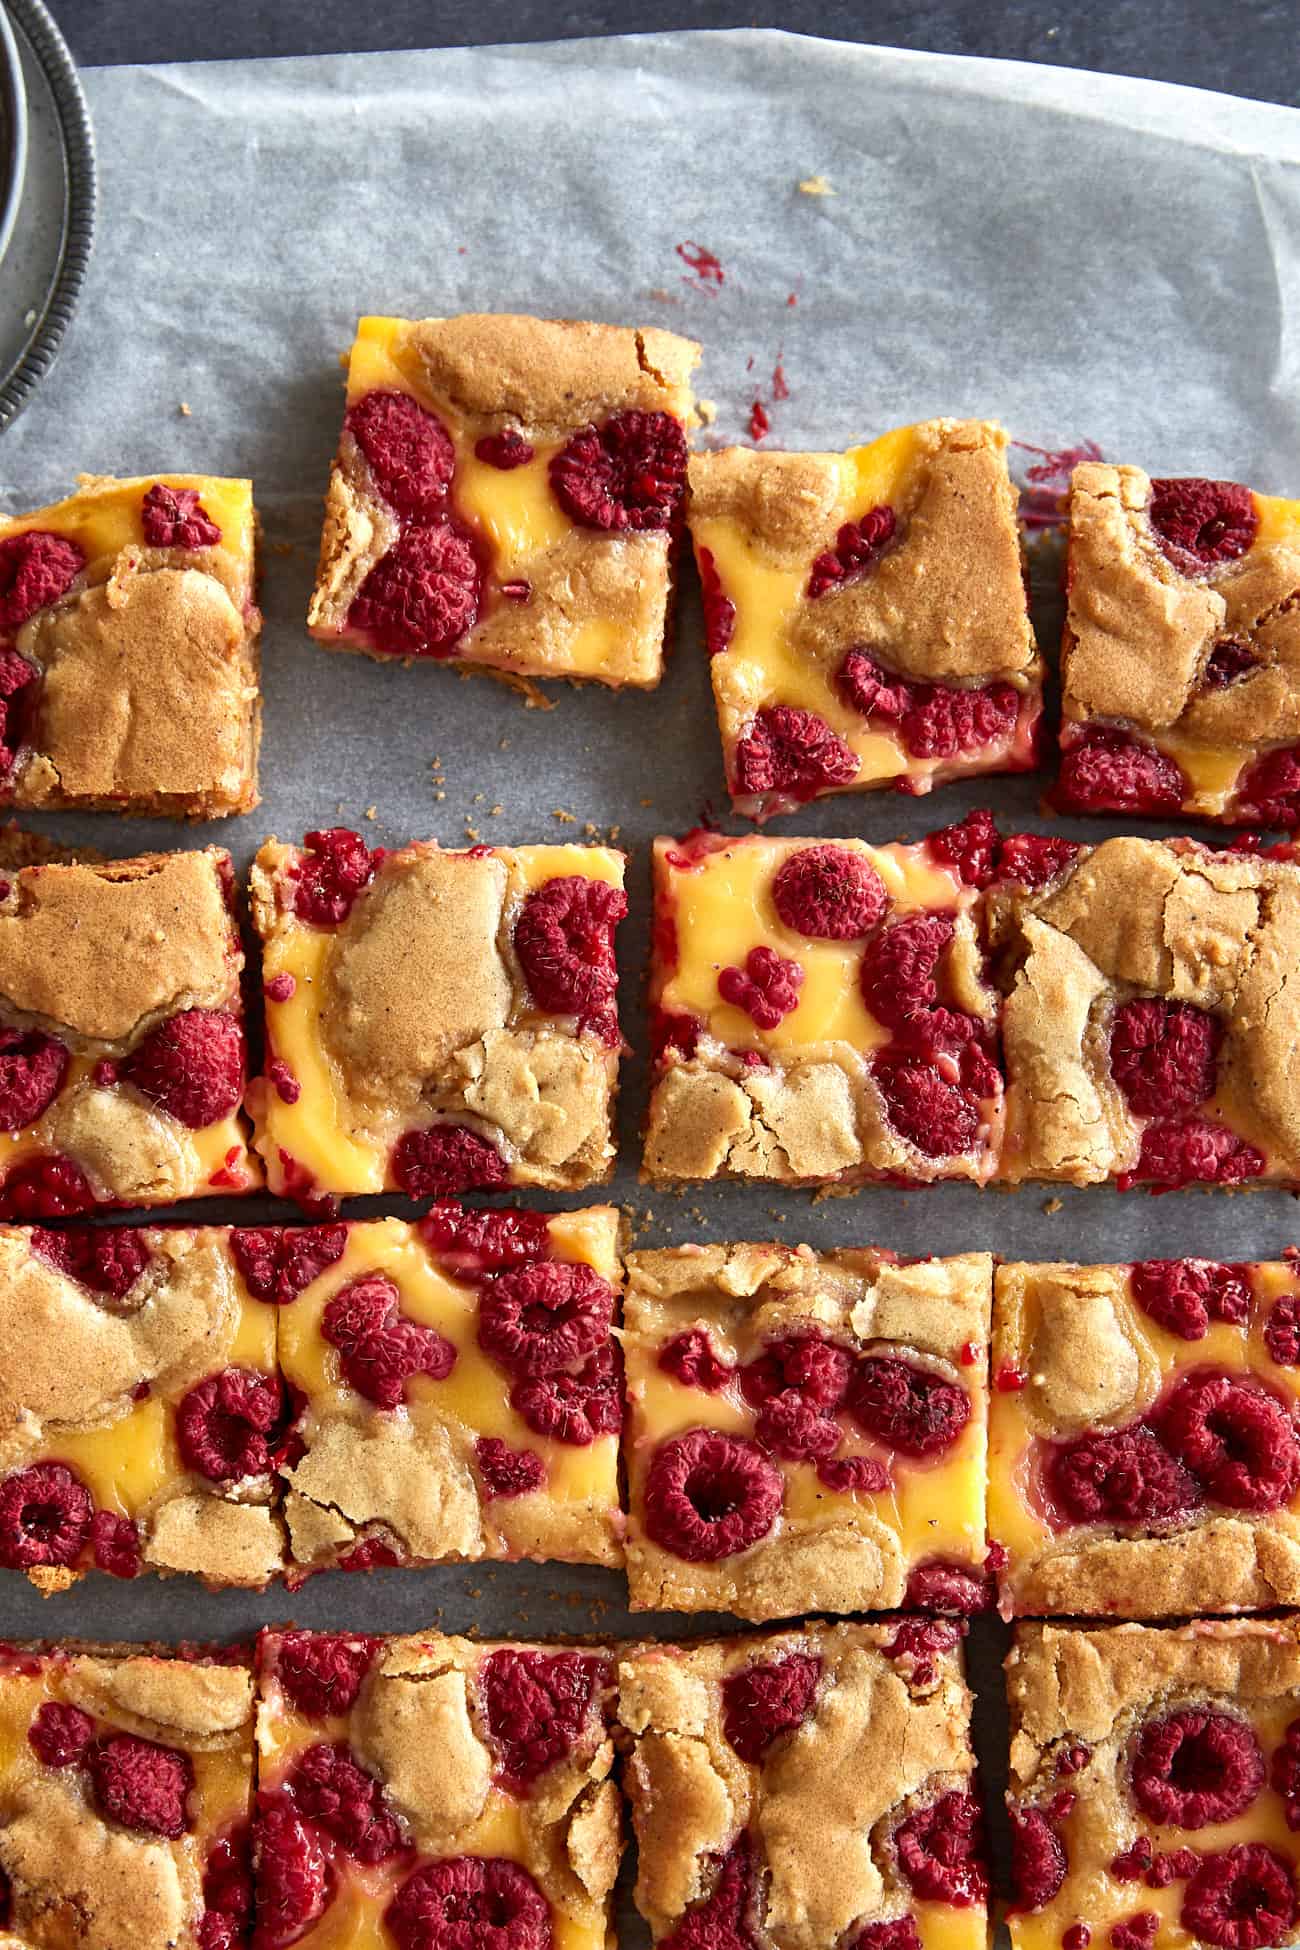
{"left": 618, "top": 1623, "right": 983, "bottom": 1946}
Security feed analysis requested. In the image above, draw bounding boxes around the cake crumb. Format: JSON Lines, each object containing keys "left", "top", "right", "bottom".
{"left": 1042, "top": 1196, "right": 1064, "bottom": 1215}
{"left": 696, "top": 398, "right": 717, "bottom": 425}
{"left": 640, "top": 797, "right": 654, "bottom": 808}
{"left": 464, "top": 824, "right": 480, "bottom": 842}
{"left": 798, "top": 174, "right": 836, "bottom": 196}
{"left": 552, "top": 808, "right": 576, "bottom": 824}
{"left": 178, "top": 400, "right": 192, "bottom": 417}
{"left": 490, "top": 805, "right": 503, "bottom": 817}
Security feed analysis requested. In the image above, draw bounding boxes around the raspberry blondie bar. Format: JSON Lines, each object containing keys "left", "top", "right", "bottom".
{"left": 0, "top": 473, "right": 260, "bottom": 815}
{"left": 1056, "top": 463, "right": 1300, "bottom": 826}
{"left": 0, "top": 846, "right": 256, "bottom": 1218}
{"left": 254, "top": 1629, "right": 620, "bottom": 1949}
{"left": 272, "top": 1204, "right": 624, "bottom": 1575}
{"left": 619, "top": 1623, "right": 987, "bottom": 1947}
{"left": 1006, "top": 1619, "right": 1300, "bottom": 1948}
{"left": 688, "top": 418, "right": 1041, "bottom": 818}
{"left": 990, "top": 1257, "right": 1300, "bottom": 1617}
{"left": 308, "top": 312, "right": 699, "bottom": 687}
{"left": 248, "top": 831, "right": 626, "bottom": 1204}
{"left": 0, "top": 1641, "right": 255, "bottom": 1950}
{"left": 622, "top": 1242, "right": 991, "bottom": 1619}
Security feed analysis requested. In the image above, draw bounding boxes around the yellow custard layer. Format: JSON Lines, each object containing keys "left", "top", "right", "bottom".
{"left": 0, "top": 475, "right": 255, "bottom": 584}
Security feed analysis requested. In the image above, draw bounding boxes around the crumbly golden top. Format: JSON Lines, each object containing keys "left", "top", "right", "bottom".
{"left": 61, "top": 1652, "right": 254, "bottom": 1744}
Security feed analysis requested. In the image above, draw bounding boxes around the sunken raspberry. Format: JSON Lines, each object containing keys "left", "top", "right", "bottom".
{"left": 347, "top": 522, "right": 481, "bottom": 657}
{"left": 90, "top": 1733, "right": 193, "bottom": 1838}
{"left": 0, "top": 1461, "right": 92, "bottom": 1568}
{"left": 885, "top": 1617, "right": 963, "bottom": 1689}
{"left": 772, "top": 844, "right": 888, "bottom": 939}
{"left": 872, "top": 1051, "right": 983, "bottom": 1158}
{"left": 1181, "top": 1844, "right": 1297, "bottom": 1948}
{"left": 1043, "top": 1426, "right": 1200, "bottom": 1526}
{"left": 419, "top": 1201, "right": 551, "bottom": 1277}
{"left": 477, "top": 1261, "right": 615, "bottom": 1376}
{"left": 346, "top": 389, "right": 456, "bottom": 516}
{"left": 338, "top": 1534, "right": 403, "bottom": 1573}
{"left": 900, "top": 681, "right": 1020, "bottom": 759}
{"left": 475, "top": 427, "right": 534, "bottom": 469}
{"left": 1109, "top": 1000, "right": 1220, "bottom": 1117}
{"left": 511, "top": 1342, "right": 623, "bottom": 1445}
{"left": 513, "top": 873, "right": 627, "bottom": 1041}
{"left": 1132, "top": 1708, "right": 1264, "bottom": 1828}
{"left": 846, "top": 1358, "right": 969, "bottom": 1456}
{"left": 1204, "top": 637, "right": 1259, "bottom": 688}
{"left": 860, "top": 913, "right": 956, "bottom": 1033}
{"left": 0, "top": 530, "right": 84, "bottom": 633}
{"left": 90, "top": 1508, "right": 141, "bottom": 1578}
{"left": 1158, "top": 1370, "right": 1300, "bottom": 1511}
{"left": 1130, "top": 1259, "right": 1252, "bottom": 1340}
{"left": 290, "top": 827, "right": 377, "bottom": 927}
{"left": 698, "top": 546, "right": 736, "bottom": 657}
{"left": 721, "top": 1652, "right": 821, "bottom": 1762}
{"left": 1113, "top": 1840, "right": 1155, "bottom": 1882}
{"left": 1063, "top": 1931, "right": 1090, "bottom": 1950}
{"left": 996, "top": 832, "right": 1081, "bottom": 889}
{"left": 28, "top": 1700, "right": 95, "bottom": 1768}
{"left": 275, "top": 1631, "right": 377, "bottom": 1720}
{"left": 732, "top": 706, "right": 860, "bottom": 803}
{"left": 895, "top": 1790, "right": 988, "bottom": 1907}
{"left": 807, "top": 506, "right": 898, "bottom": 598}
{"left": 1009, "top": 1807, "right": 1067, "bottom": 1912}
{"left": 286, "top": 1741, "right": 404, "bottom": 1863}
{"left": 1234, "top": 746, "right": 1300, "bottom": 830}
{"left": 927, "top": 809, "right": 1001, "bottom": 888}
{"left": 1270, "top": 1718, "right": 1300, "bottom": 1829}
{"left": 1124, "top": 1115, "right": 1266, "bottom": 1191}
{"left": 836, "top": 646, "right": 910, "bottom": 721}
{"left": 198, "top": 1828, "right": 253, "bottom": 1950}
{"left": 661, "top": 1837, "right": 758, "bottom": 1950}
{"left": 658, "top": 1329, "right": 733, "bottom": 1392}
{"left": 0, "top": 1155, "right": 94, "bottom": 1221}
{"left": 549, "top": 409, "right": 687, "bottom": 532}
{"left": 30, "top": 1224, "right": 151, "bottom": 1298}
{"left": 1054, "top": 728, "right": 1187, "bottom": 815}
{"left": 741, "top": 1334, "right": 852, "bottom": 1413}
{"left": 386, "top": 1856, "right": 552, "bottom": 1950}
{"left": 643, "top": 1428, "right": 782, "bottom": 1562}
{"left": 718, "top": 946, "right": 804, "bottom": 1028}
{"left": 753, "top": 1391, "right": 841, "bottom": 1461}
{"left": 391, "top": 1124, "right": 509, "bottom": 1197}
{"left": 1149, "top": 477, "right": 1258, "bottom": 570}
{"left": 121, "top": 1008, "right": 244, "bottom": 1128}
{"left": 177, "top": 1367, "right": 286, "bottom": 1481}
{"left": 0, "top": 648, "right": 37, "bottom": 779}
{"left": 141, "top": 483, "right": 221, "bottom": 548}
{"left": 230, "top": 1224, "right": 349, "bottom": 1305}
{"left": 817, "top": 1453, "right": 890, "bottom": 1493}
{"left": 1110, "top": 1916, "right": 1159, "bottom": 1950}
{"left": 253, "top": 1799, "right": 331, "bottom": 1948}
{"left": 0, "top": 1027, "right": 68, "bottom": 1131}
{"left": 480, "top": 1648, "right": 605, "bottom": 1792}
{"left": 475, "top": 1436, "right": 546, "bottom": 1498}
{"left": 1267, "top": 1294, "right": 1300, "bottom": 1367}
{"left": 905, "top": 1559, "right": 994, "bottom": 1616}
{"left": 849, "top": 1925, "right": 922, "bottom": 1950}
{"left": 321, "top": 1276, "right": 457, "bottom": 1408}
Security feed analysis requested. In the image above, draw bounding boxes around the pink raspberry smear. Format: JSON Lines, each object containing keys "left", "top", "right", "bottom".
{"left": 1180, "top": 1844, "right": 1297, "bottom": 1948}
{"left": 253, "top": 1799, "right": 331, "bottom": 1948}
{"left": 419, "top": 1201, "right": 551, "bottom": 1277}
{"left": 346, "top": 389, "right": 456, "bottom": 516}
{"left": 871, "top": 1051, "right": 985, "bottom": 1160}
{"left": 697, "top": 545, "right": 736, "bottom": 657}
{"left": 1109, "top": 1000, "right": 1220, "bottom": 1118}
{"left": 807, "top": 506, "right": 897, "bottom": 598}
{"left": 1125, "top": 1115, "right": 1265, "bottom": 1191}
{"left": 1044, "top": 1426, "right": 1200, "bottom": 1527}
{"left": 177, "top": 1366, "right": 287, "bottom": 1481}
{"left": 0, "top": 1027, "right": 68, "bottom": 1131}
{"left": 347, "top": 522, "right": 481, "bottom": 657}
{"left": 275, "top": 1631, "right": 378, "bottom": 1720}
{"left": 895, "top": 1790, "right": 988, "bottom": 1907}
{"left": 1158, "top": 1370, "right": 1300, "bottom": 1512}
{"left": 30, "top": 1224, "right": 151, "bottom": 1298}
{"left": 475, "top": 1436, "right": 546, "bottom": 1499}
{"left": 90, "top": 1733, "right": 193, "bottom": 1838}
{"left": 658, "top": 1329, "right": 733, "bottom": 1393}
{"left": 718, "top": 946, "right": 804, "bottom": 1029}
{"left": 1054, "top": 728, "right": 1187, "bottom": 815}
{"left": 122, "top": 1008, "right": 244, "bottom": 1128}
{"left": 477, "top": 1261, "right": 615, "bottom": 1376}
{"left": 549, "top": 409, "right": 687, "bottom": 532}
{"left": 322, "top": 1275, "right": 458, "bottom": 1408}
{"left": 732, "top": 706, "right": 859, "bottom": 805}
{"left": 1235, "top": 746, "right": 1300, "bottom": 831}
{"left": 286, "top": 1740, "right": 405, "bottom": 1863}
{"left": 510, "top": 1342, "right": 623, "bottom": 1445}
{"left": 291, "top": 827, "right": 378, "bottom": 927}
{"left": 0, "top": 530, "right": 84, "bottom": 634}
{"left": 662, "top": 1837, "right": 760, "bottom": 1950}
{"left": 28, "top": 1701, "right": 96, "bottom": 1769}
{"left": 721, "top": 1652, "right": 821, "bottom": 1762}
{"left": 1130, "top": 1259, "right": 1252, "bottom": 1340}
{"left": 141, "top": 483, "right": 221, "bottom": 549}
{"left": 847, "top": 1358, "right": 969, "bottom": 1456}
{"left": 386, "top": 1855, "right": 552, "bottom": 1950}
{"left": 0, "top": 1461, "right": 92, "bottom": 1568}
{"left": 643, "top": 1428, "right": 782, "bottom": 1562}
{"left": 230, "top": 1224, "right": 349, "bottom": 1305}
{"left": 392, "top": 1124, "right": 509, "bottom": 1198}
{"left": 1132, "top": 1708, "right": 1264, "bottom": 1828}
{"left": 771, "top": 845, "right": 887, "bottom": 939}
{"left": 480, "top": 1648, "right": 606, "bottom": 1792}
{"left": 1008, "top": 1806, "right": 1067, "bottom": 1912}
{"left": 1149, "top": 477, "right": 1258, "bottom": 571}
{"left": 513, "top": 874, "right": 627, "bottom": 1042}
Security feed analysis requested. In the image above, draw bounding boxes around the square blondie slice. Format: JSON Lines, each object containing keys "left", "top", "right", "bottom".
{"left": 0, "top": 473, "right": 260, "bottom": 815}
{"left": 0, "top": 1222, "right": 286, "bottom": 1591}
{"left": 307, "top": 312, "right": 699, "bottom": 688}
{"left": 644, "top": 824, "right": 1003, "bottom": 1186}
{"left": 990, "top": 1257, "right": 1300, "bottom": 1618}
{"left": 622, "top": 1241, "right": 991, "bottom": 1619}
{"left": 0, "top": 846, "right": 258, "bottom": 1218}
{"left": 271, "top": 1204, "right": 624, "bottom": 1576}
{"left": 619, "top": 1623, "right": 987, "bottom": 1947}
{"left": 689, "top": 418, "right": 1041, "bottom": 819}
{"left": 1006, "top": 1619, "right": 1300, "bottom": 1947}
{"left": 255, "top": 1629, "right": 620, "bottom": 1949}
{"left": 248, "top": 831, "right": 626, "bottom": 1204}
{"left": 1056, "top": 462, "right": 1300, "bottom": 826}
{"left": 0, "top": 1642, "right": 254, "bottom": 1950}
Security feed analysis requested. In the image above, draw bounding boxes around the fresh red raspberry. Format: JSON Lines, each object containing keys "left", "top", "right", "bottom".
{"left": 927, "top": 810, "right": 1001, "bottom": 888}
{"left": 904, "top": 1560, "right": 995, "bottom": 1614}
{"left": 732, "top": 706, "right": 860, "bottom": 802}
{"left": 513, "top": 874, "right": 627, "bottom": 1041}
{"left": 1054, "top": 728, "right": 1187, "bottom": 815}
{"left": 771, "top": 844, "right": 888, "bottom": 939}
{"left": 817, "top": 1453, "right": 891, "bottom": 1493}
{"left": 741, "top": 1334, "right": 852, "bottom": 1412}
{"left": 752, "top": 1391, "right": 841, "bottom": 1461}
{"left": 1270, "top": 1718, "right": 1300, "bottom": 1829}
{"left": 884, "top": 1618, "right": 963, "bottom": 1689}
{"left": 347, "top": 522, "right": 481, "bottom": 657}
{"left": 996, "top": 832, "right": 1081, "bottom": 889}
{"left": 0, "top": 1027, "right": 69, "bottom": 1130}
{"left": 230, "top": 1224, "right": 349, "bottom": 1305}
{"left": 0, "top": 530, "right": 84, "bottom": 633}
{"left": 321, "top": 1276, "right": 458, "bottom": 1408}
{"left": 121, "top": 1008, "right": 244, "bottom": 1128}
{"left": 836, "top": 646, "right": 911, "bottom": 722}
{"left": 0, "top": 1154, "right": 94, "bottom": 1219}
{"left": 90, "top": 1509, "right": 141, "bottom": 1579}
{"left": 392, "top": 1124, "right": 509, "bottom": 1198}
{"left": 286, "top": 1741, "right": 404, "bottom": 1863}
{"left": 1158, "top": 1371, "right": 1300, "bottom": 1511}
{"left": 1063, "top": 1929, "right": 1091, "bottom": 1950}
{"left": 385, "top": 1855, "right": 552, "bottom": 1950}
{"left": 1009, "top": 1807, "right": 1067, "bottom": 1912}
{"left": 273, "top": 1631, "right": 377, "bottom": 1720}
{"left": 1130, "top": 1260, "right": 1252, "bottom": 1340}
{"left": 89, "top": 1733, "right": 193, "bottom": 1837}
{"left": 477, "top": 1261, "right": 615, "bottom": 1376}
{"left": 895, "top": 1790, "right": 988, "bottom": 1907}
{"left": 658, "top": 1329, "right": 733, "bottom": 1392}
{"left": 1132, "top": 1708, "right": 1264, "bottom": 1828}
{"left": 418, "top": 1201, "right": 551, "bottom": 1277}
{"left": 549, "top": 409, "right": 687, "bottom": 532}
{"left": 1149, "top": 477, "right": 1258, "bottom": 570}
{"left": 1109, "top": 1000, "right": 1220, "bottom": 1118}
{"left": 661, "top": 1837, "right": 759, "bottom": 1950}
{"left": 346, "top": 389, "right": 456, "bottom": 516}
{"left": 253, "top": 1798, "right": 331, "bottom": 1948}
{"left": 643, "top": 1428, "right": 783, "bottom": 1562}
{"left": 290, "top": 827, "right": 378, "bottom": 927}
{"left": 198, "top": 1828, "right": 253, "bottom": 1950}
{"left": 846, "top": 1358, "right": 970, "bottom": 1456}
{"left": 337, "top": 1534, "right": 404, "bottom": 1573}
{"left": 1234, "top": 746, "right": 1300, "bottom": 830}
{"left": 721, "top": 1652, "right": 821, "bottom": 1762}
{"left": 177, "top": 1367, "right": 286, "bottom": 1481}
{"left": 1204, "top": 637, "right": 1259, "bottom": 688}
{"left": 848, "top": 1925, "right": 922, "bottom": 1950}
{"left": 718, "top": 946, "right": 804, "bottom": 1029}
{"left": 475, "top": 428, "right": 534, "bottom": 470}
{"left": 475, "top": 1436, "right": 546, "bottom": 1499}
{"left": 1110, "top": 1915, "right": 1160, "bottom": 1950}
{"left": 141, "top": 483, "right": 221, "bottom": 548}
{"left": 28, "top": 1700, "right": 95, "bottom": 1768}
{"left": 1147, "top": 1849, "right": 1199, "bottom": 1889}
{"left": 1043, "top": 1426, "right": 1200, "bottom": 1525}
{"left": 900, "top": 681, "right": 1020, "bottom": 759}
{"left": 30, "top": 1224, "right": 151, "bottom": 1298}
{"left": 872, "top": 1051, "right": 983, "bottom": 1158}
{"left": 1267, "top": 1294, "right": 1300, "bottom": 1367}
{"left": 0, "top": 1461, "right": 92, "bottom": 1568}
{"left": 807, "top": 506, "right": 897, "bottom": 598}
{"left": 697, "top": 546, "right": 736, "bottom": 657}
{"left": 1126, "top": 1114, "right": 1266, "bottom": 1191}
{"left": 510, "top": 1342, "right": 623, "bottom": 1445}
{"left": 1180, "top": 1845, "right": 1297, "bottom": 1948}
{"left": 1057, "top": 1744, "right": 1091, "bottom": 1776}
{"left": 1113, "top": 1840, "right": 1155, "bottom": 1881}
{"left": 480, "top": 1648, "right": 606, "bottom": 1792}
{"left": 860, "top": 914, "right": 956, "bottom": 1033}
{"left": 0, "top": 648, "right": 37, "bottom": 778}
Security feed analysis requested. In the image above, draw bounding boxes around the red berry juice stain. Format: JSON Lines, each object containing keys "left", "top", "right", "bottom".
{"left": 675, "top": 241, "right": 725, "bottom": 290}
{"left": 749, "top": 401, "right": 771, "bottom": 442}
